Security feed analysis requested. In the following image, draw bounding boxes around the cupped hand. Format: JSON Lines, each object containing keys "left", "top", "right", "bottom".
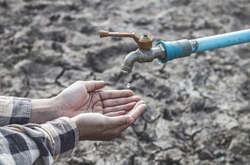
{"left": 71, "top": 100, "right": 147, "bottom": 141}
{"left": 54, "top": 81, "right": 140, "bottom": 118}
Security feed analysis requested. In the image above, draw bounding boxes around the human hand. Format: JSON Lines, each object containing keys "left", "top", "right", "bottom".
{"left": 31, "top": 81, "right": 140, "bottom": 123}
{"left": 54, "top": 81, "right": 140, "bottom": 118}
{"left": 71, "top": 100, "right": 146, "bottom": 141}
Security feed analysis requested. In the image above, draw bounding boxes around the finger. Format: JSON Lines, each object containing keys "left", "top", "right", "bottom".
{"left": 105, "top": 110, "right": 127, "bottom": 117}
{"left": 111, "top": 115, "right": 135, "bottom": 134}
{"left": 84, "top": 81, "right": 105, "bottom": 92}
{"left": 99, "top": 90, "right": 134, "bottom": 100}
{"left": 116, "top": 122, "right": 131, "bottom": 133}
{"left": 103, "top": 102, "right": 136, "bottom": 114}
{"left": 107, "top": 115, "right": 132, "bottom": 128}
{"left": 133, "top": 100, "right": 145, "bottom": 107}
{"left": 128, "top": 101, "right": 147, "bottom": 120}
{"left": 103, "top": 96, "right": 140, "bottom": 108}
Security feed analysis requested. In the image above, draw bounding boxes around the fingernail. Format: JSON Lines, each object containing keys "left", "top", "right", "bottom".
{"left": 127, "top": 116, "right": 134, "bottom": 124}
{"left": 133, "top": 96, "right": 141, "bottom": 101}
{"left": 128, "top": 90, "right": 134, "bottom": 95}
{"left": 139, "top": 100, "right": 145, "bottom": 104}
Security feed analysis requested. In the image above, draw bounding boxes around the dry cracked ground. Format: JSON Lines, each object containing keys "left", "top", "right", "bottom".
{"left": 1, "top": 0, "right": 250, "bottom": 165}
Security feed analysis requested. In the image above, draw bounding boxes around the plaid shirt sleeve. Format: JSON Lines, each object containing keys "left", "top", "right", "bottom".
{"left": 0, "top": 117, "right": 79, "bottom": 165}
{"left": 0, "top": 96, "right": 31, "bottom": 126}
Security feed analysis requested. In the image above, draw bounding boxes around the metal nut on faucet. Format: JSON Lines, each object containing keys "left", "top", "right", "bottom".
{"left": 138, "top": 34, "right": 153, "bottom": 50}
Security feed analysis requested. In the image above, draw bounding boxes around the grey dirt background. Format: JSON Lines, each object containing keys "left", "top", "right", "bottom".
{"left": 1, "top": 0, "right": 250, "bottom": 164}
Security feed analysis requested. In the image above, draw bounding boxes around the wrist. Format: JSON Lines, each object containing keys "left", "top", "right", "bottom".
{"left": 71, "top": 115, "right": 89, "bottom": 141}
{"left": 40, "top": 117, "right": 79, "bottom": 159}
{"left": 31, "top": 97, "right": 60, "bottom": 123}
{"left": 70, "top": 116, "right": 83, "bottom": 140}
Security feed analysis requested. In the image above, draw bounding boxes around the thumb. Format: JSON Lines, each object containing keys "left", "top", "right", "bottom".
{"left": 107, "top": 115, "right": 134, "bottom": 128}
{"left": 128, "top": 101, "right": 147, "bottom": 121}
{"left": 84, "top": 81, "right": 105, "bottom": 92}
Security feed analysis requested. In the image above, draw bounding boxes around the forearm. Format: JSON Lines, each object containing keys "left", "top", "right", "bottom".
{"left": 0, "top": 96, "right": 31, "bottom": 126}
{"left": 31, "top": 98, "right": 61, "bottom": 123}
{"left": 0, "top": 117, "right": 79, "bottom": 164}
{"left": 0, "top": 95, "right": 63, "bottom": 126}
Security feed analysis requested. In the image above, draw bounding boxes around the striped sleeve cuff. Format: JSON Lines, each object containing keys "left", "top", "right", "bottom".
{"left": 0, "top": 96, "right": 31, "bottom": 126}
{"left": 40, "top": 117, "right": 79, "bottom": 160}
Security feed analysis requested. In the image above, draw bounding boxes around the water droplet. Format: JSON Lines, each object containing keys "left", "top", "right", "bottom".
{"left": 157, "top": 60, "right": 162, "bottom": 65}
{"left": 127, "top": 83, "right": 131, "bottom": 88}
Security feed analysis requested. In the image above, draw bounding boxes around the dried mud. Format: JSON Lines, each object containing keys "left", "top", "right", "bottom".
{"left": 1, "top": 0, "right": 250, "bottom": 165}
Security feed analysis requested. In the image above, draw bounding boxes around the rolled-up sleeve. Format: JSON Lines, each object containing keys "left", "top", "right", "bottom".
{"left": 0, "top": 117, "right": 79, "bottom": 165}
{"left": 0, "top": 96, "right": 31, "bottom": 126}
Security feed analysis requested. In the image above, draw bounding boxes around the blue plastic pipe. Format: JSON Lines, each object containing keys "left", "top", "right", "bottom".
{"left": 157, "top": 29, "right": 250, "bottom": 63}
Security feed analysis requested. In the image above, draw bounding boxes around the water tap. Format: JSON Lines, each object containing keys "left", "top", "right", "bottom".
{"left": 99, "top": 31, "right": 166, "bottom": 73}
{"left": 100, "top": 29, "right": 250, "bottom": 73}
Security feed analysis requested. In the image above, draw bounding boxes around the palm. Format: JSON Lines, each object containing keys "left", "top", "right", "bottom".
{"left": 81, "top": 92, "right": 103, "bottom": 113}
{"left": 72, "top": 100, "right": 147, "bottom": 141}
{"left": 56, "top": 81, "right": 140, "bottom": 117}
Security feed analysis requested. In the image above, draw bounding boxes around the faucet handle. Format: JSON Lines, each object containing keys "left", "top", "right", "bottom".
{"left": 99, "top": 31, "right": 153, "bottom": 50}
{"left": 99, "top": 31, "right": 111, "bottom": 38}
{"left": 100, "top": 31, "right": 138, "bottom": 39}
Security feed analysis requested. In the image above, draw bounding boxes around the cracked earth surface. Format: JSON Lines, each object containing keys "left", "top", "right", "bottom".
{"left": 1, "top": 0, "right": 250, "bottom": 164}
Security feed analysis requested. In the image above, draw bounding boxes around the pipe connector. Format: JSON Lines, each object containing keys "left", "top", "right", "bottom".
{"left": 156, "top": 39, "right": 193, "bottom": 63}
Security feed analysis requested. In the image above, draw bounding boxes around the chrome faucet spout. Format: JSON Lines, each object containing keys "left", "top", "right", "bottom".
{"left": 121, "top": 50, "right": 140, "bottom": 73}
{"left": 122, "top": 45, "right": 165, "bottom": 73}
